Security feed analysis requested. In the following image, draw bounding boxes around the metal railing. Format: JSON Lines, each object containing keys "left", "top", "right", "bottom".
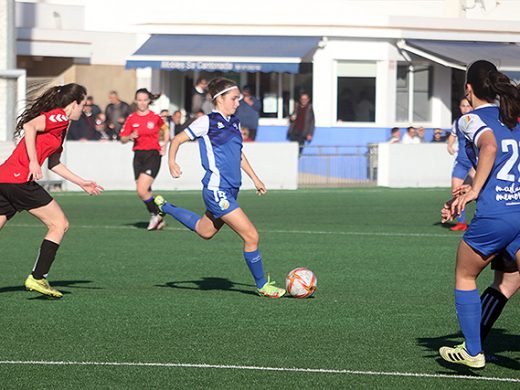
{"left": 298, "top": 145, "right": 378, "bottom": 188}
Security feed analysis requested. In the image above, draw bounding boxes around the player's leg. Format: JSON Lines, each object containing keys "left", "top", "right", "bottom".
{"left": 136, "top": 173, "right": 163, "bottom": 230}
{"left": 25, "top": 200, "right": 69, "bottom": 298}
{"left": 480, "top": 253, "right": 519, "bottom": 344}
{"left": 0, "top": 215, "right": 7, "bottom": 230}
{"left": 450, "top": 171, "right": 468, "bottom": 231}
{"left": 221, "top": 208, "right": 285, "bottom": 298}
{"left": 154, "top": 195, "right": 202, "bottom": 232}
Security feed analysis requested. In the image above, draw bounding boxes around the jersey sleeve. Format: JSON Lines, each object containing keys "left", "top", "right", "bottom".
{"left": 457, "top": 113, "right": 491, "bottom": 145}
{"left": 119, "top": 115, "right": 133, "bottom": 137}
{"left": 450, "top": 120, "right": 457, "bottom": 137}
{"left": 157, "top": 115, "right": 166, "bottom": 128}
{"left": 184, "top": 115, "right": 209, "bottom": 140}
{"left": 44, "top": 110, "right": 69, "bottom": 133}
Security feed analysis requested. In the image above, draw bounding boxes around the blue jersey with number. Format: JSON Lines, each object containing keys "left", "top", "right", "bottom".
{"left": 185, "top": 111, "right": 243, "bottom": 190}
{"left": 457, "top": 104, "right": 520, "bottom": 216}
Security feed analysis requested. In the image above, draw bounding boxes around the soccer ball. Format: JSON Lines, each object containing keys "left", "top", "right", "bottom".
{"left": 285, "top": 267, "right": 317, "bottom": 298}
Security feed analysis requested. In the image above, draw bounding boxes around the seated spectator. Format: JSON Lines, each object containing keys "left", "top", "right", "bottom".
{"left": 241, "top": 127, "right": 253, "bottom": 143}
{"left": 417, "top": 126, "right": 426, "bottom": 143}
{"left": 388, "top": 127, "right": 400, "bottom": 143}
{"left": 431, "top": 128, "right": 448, "bottom": 143}
{"left": 67, "top": 101, "right": 101, "bottom": 141}
{"left": 235, "top": 85, "right": 261, "bottom": 141}
{"left": 402, "top": 126, "right": 420, "bottom": 144}
{"left": 170, "top": 110, "right": 183, "bottom": 138}
{"left": 86, "top": 96, "right": 101, "bottom": 118}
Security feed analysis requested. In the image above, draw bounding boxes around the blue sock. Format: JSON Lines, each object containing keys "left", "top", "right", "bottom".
{"left": 243, "top": 249, "right": 267, "bottom": 288}
{"left": 161, "top": 202, "right": 200, "bottom": 231}
{"left": 457, "top": 209, "right": 466, "bottom": 223}
{"left": 455, "top": 289, "right": 482, "bottom": 356}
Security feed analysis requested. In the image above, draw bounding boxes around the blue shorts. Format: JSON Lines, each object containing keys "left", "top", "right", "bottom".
{"left": 202, "top": 187, "right": 240, "bottom": 219}
{"left": 463, "top": 214, "right": 520, "bottom": 258}
{"left": 452, "top": 159, "right": 473, "bottom": 180}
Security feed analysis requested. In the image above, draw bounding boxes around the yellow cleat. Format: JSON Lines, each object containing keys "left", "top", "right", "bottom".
{"left": 24, "top": 275, "right": 63, "bottom": 298}
{"left": 439, "top": 343, "right": 485, "bottom": 369}
{"left": 257, "top": 275, "right": 286, "bottom": 298}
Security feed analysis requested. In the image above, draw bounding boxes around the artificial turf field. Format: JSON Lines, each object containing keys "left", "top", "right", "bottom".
{"left": 0, "top": 188, "right": 518, "bottom": 389}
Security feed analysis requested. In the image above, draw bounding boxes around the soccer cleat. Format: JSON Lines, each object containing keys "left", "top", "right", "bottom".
{"left": 24, "top": 275, "right": 63, "bottom": 298}
{"left": 154, "top": 195, "right": 167, "bottom": 213}
{"left": 439, "top": 343, "right": 485, "bottom": 368}
{"left": 147, "top": 213, "right": 164, "bottom": 231}
{"left": 156, "top": 219, "right": 166, "bottom": 230}
{"left": 257, "top": 275, "right": 286, "bottom": 298}
{"left": 450, "top": 222, "right": 468, "bottom": 231}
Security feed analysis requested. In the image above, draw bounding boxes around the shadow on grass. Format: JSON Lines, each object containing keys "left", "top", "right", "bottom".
{"left": 0, "top": 280, "right": 101, "bottom": 299}
{"left": 417, "top": 330, "right": 520, "bottom": 372}
{"left": 155, "top": 277, "right": 258, "bottom": 296}
{"left": 432, "top": 221, "right": 458, "bottom": 230}
{"left": 126, "top": 221, "right": 149, "bottom": 230}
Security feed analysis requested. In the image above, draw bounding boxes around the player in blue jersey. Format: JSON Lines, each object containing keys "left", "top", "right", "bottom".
{"left": 447, "top": 97, "right": 474, "bottom": 231}
{"left": 439, "top": 60, "right": 520, "bottom": 368}
{"left": 154, "top": 78, "right": 285, "bottom": 298}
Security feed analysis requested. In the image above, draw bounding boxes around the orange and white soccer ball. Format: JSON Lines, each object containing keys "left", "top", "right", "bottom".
{"left": 285, "top": 267, "right": 317, "bottom": 298}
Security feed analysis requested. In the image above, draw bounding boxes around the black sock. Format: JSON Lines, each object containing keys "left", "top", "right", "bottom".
{"left": 32, "top": 239, "right": 60, "bottom": 279}
{"left": 144, "top": 197, "right": 160, "bottom": 215}
{"left": 480, "top": 287, "right": 508, "bottom": 344}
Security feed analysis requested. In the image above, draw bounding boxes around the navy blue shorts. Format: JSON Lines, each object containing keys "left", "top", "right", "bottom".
{"left": 452, "top": 159, "right": 473, "bottom": 180}
{"left": 202, "top": 188, "right": 240, "bottom": 219}
{"left": 463, "top": 214, "right": 520, "bottom": 258}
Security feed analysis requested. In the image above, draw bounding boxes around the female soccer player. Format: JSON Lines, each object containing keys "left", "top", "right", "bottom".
{"left": 120, "top": 88, "right": 169, "bottom": 230}
{"left": 0, "top": 83, "right": 103, "bottom": 298}
{"left": 439, "top": 60, "right": 520, "bottom": 368}
{"left": 155, "top": 77, "right": 285, "bottom": 298}
{"left": 447, "top": 97, "right": 474, "bottom": 231}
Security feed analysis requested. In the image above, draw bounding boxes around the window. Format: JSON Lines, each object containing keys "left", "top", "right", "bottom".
{"left": 337, "top": 61, "right": 376, "bottom": 122}
{"left": 395, "top": 64, "right": 432, "bottom": 122}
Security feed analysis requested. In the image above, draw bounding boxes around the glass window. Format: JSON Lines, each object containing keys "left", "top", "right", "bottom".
{"left": 395, "top": 64, "right": 432, "bottom": 122}
{"left": 337, "top": 61, "right": 376, "bottom": 122}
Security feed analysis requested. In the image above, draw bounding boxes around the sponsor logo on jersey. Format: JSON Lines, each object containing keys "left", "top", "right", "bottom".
{"left": 48, "top": 114, "right": 68, "bottom": 123}
{"left": 132, "top": 123, "right": 140, "bottom": 128}
{"left": 217, "top": 122, "right": 225, "bottom": 129}
{"left": 13, "top": 173, "right": 21, "bottom": 177}
{"left": 233, "top": 123, "right": 238, "bottom": 129}
{"left": 147, "top": 121, "right": 154, "bottom": 129}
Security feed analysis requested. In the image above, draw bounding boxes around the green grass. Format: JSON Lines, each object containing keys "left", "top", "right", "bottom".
{"left": 0, "top": 188, "right": 518, "bottom": 389}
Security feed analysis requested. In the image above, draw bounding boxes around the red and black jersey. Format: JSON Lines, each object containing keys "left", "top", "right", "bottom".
{"left": 120, "top": 111, "right": 165, "bottom": 152}
{"left": 0, "top": 108, "right": 69, "bottom": 183}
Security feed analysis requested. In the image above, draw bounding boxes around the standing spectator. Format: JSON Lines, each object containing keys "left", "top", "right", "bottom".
{"left": 160, "top": 109, "right": 172, "bottom": 128}
{"left": 401, "top": 126, "right": 420, "bottom": 144}
{"left": 235, "top": 85, "right": 261, "bottom": 141}
{"left": 201, "top": 92, "right": 213, "bottom": 114}
{"left": 287, "top": 92, "right": 315, "bottom": 156}
{"left": 105, "top": 90, "right": 131, "bottom": 140}
{"left": 431, "top": 128, "right": 447, "bottom": 143}
{"left": 191, "top": 78, "right": 208, "bottom": 115}
{"left": 417, "top": 126, "right": 426, "bottom": 142}
{"left": 86, "top": 96, "right": 101, "bottom": 118}
{"left": 170, "top": 110, "right": 183, "bottom": 138}
{"left": 67, "top": 100, "right": 100, "bottom": 141}
{"left": 388, "top": 127, "right": 401, "bottom": 143}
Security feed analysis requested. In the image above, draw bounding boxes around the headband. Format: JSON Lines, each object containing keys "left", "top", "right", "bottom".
{"left": 212, "top": 86, "right": 238, "bottom": 100}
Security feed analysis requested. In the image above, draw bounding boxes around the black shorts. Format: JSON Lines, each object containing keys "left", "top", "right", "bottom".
{"left": 133, "top": 150, "right": 161, "bottom": 180}
{"left": 491, "top": 252, "right": 518, "bottom": 273}
{"left": 0, "top": 182, "right": 53, "bottom": 220}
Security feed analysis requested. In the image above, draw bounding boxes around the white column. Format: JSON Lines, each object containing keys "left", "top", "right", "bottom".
{"left": 0, "top": 0, "right": 17, "bottom": 141}
{"left": 431, "top": 64, "right": 452, "bottom": 127}
{"left": 312, "top": 46, "right": 335, "bottom": 127}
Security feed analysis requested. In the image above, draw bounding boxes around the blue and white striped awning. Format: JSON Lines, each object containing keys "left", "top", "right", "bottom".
{"left": 125, "top": 35, "right": 320, "bottom": 73}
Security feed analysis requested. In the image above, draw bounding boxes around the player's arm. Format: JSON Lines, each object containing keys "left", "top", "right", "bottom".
{"left": 159, "top": 122, "right": 170, "bottom": 156}
{"left": 48, "top": 153, "right": 103, "bottom": 195}
{"left": 240, "top": 152, "right": 266, "bottom": 195}
{"left": 447, "top": 134, "right": 457, "bottom": 155}
{"left": 168, "top": 131, "right": 190, "bottom": 178}
{"left": 22, "top": 114, "right": 46, "bottom": 181}
{"left": 119, "top": 117, "right": 137, "bottom": 144}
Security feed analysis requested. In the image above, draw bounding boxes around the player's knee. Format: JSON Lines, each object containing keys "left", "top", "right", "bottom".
{"left": 50, "top": 217, "right": 69, "bottom": 234}
{"left": 198, "top": 230, "right": 216, "bottom": 240}
{"left": 244, "top": 230, "right": 259, "bottom": 247}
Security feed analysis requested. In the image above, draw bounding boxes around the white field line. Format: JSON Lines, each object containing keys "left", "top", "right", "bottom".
{"left": 0, "top": 360, "right": 518, "bottom": 383}
{"left": 8, "top": 223, "right": 457, "bottom": 239}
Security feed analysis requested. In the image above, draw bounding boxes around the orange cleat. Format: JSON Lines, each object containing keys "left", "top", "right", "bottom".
{"left": 450, "top": 222, "right": 468, "bottom": 231}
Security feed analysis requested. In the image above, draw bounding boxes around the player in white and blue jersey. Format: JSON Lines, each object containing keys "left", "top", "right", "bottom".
{"left": 439, "top": 60, "right": 520, "bottom": 368}
{"left": 154, "top": 78, "right": 285, "bottom": 298}
{"left": 447, "top": 98, "right": 474, "bottom": 231}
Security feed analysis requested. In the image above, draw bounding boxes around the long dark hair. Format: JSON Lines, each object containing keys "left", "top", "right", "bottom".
{"left": 208, "top": 78, "right": 238, "bottom": 101}
{"left": 466, "top": 60, "right": 520, "bottom": 129}
{"left": 135, "top": 88, "right": 160, "bottom": 101}
{"left": 16, "top": 83, "right": 87, "bottom": 135}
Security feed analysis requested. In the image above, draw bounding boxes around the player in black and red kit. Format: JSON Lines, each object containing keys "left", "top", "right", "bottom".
{"left": 0, "top": 83, "right": 103, "bottom": 298}
{"left": 120, "top": 88, "right": 169, "bottom": 230}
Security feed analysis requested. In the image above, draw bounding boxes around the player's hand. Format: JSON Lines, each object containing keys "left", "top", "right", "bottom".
{"left": 129, "top": 131, "right": 138, "bottom": 140}
{"left": 81, "top": 181, "right": 104, "bottom": 195}
{"left": 451, "top": 188, "right": 478, "bottom": 217}
{"left": 441, "top": 198, "right": 456, "bottom": 223}
{"left": 452, "top": 184, "right": 471, "bottom": 197}
{"left": 254, "top": 179, "right": 267, "bottom": 195}
{"left": 169, "top": 162, "right": 182, "bottom": 178}
{"left": 447, "top": 145, "right": 456, "bottom": 155}
{"left": 28, "top": 161, "right": 42, "bottom": 181}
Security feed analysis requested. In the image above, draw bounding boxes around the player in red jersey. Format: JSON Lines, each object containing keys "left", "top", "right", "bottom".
{"left": 120, "top": 88, "right": 169, "bottom": 230}
{"left": 0, "top": 83, "right": 103, "bottom": 298}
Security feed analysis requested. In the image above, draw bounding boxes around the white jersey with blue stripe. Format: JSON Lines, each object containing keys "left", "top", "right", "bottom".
{"left": 450, "top": 120, "right": 471, "bottom": 164}
{"left": 185, "top": 111, "right": 243, "bottom": 190}
{"left": 457, "top": 103, "right": 520, "bottom": 216}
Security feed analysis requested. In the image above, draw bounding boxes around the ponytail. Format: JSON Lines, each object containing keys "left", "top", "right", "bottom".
{"left": 135, "top": 88, "right": 161, "bottom": 101}
{"left": 488, "top": 71, "right": 520, "bottom": 129}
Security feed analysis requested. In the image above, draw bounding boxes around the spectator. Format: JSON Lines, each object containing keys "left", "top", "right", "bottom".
{"left": 95, "top": 113, "right": 110, "bottom": 141}
{"left": 417, "top": 126, "right": 426, "bottom": 143}
{"left": 67, "top": 100, "right": 100, "bottom": 141}
{"left": 431, "top": 128, "right": 447, "bottom": 143}
{"left": 170, "top": 110, "right": 183, "bottom": 138}
{"left": 105, "top": 90, "right": 131, "bottom": 140}
{"left": 355, "top": 90, "right": 375, "bottom": 122}
{"left": 235, "top": 85, "right": 261, "bottom": 141}
{"left": 287, "top": 92, "right": 315, "bottom": 156}
{"left": 241, "top": 127, "right": 253, "bottom": 143}
{"left": 86, "top": 96, "right": 101, "bottom": 118}
{"left": 388, "top": 127, "right": 401, "bottom": 143}
{"left": 401, "top": 126, "right": 420, "bottom": 144}
{"left": 201, "top": 92, "right": 213, "bottom": 115}
{"left": 160, "top": 109, "right": 172, "bottom": 129}
{"left": 191, "top": 78, "right": 208, "bottom": 115}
